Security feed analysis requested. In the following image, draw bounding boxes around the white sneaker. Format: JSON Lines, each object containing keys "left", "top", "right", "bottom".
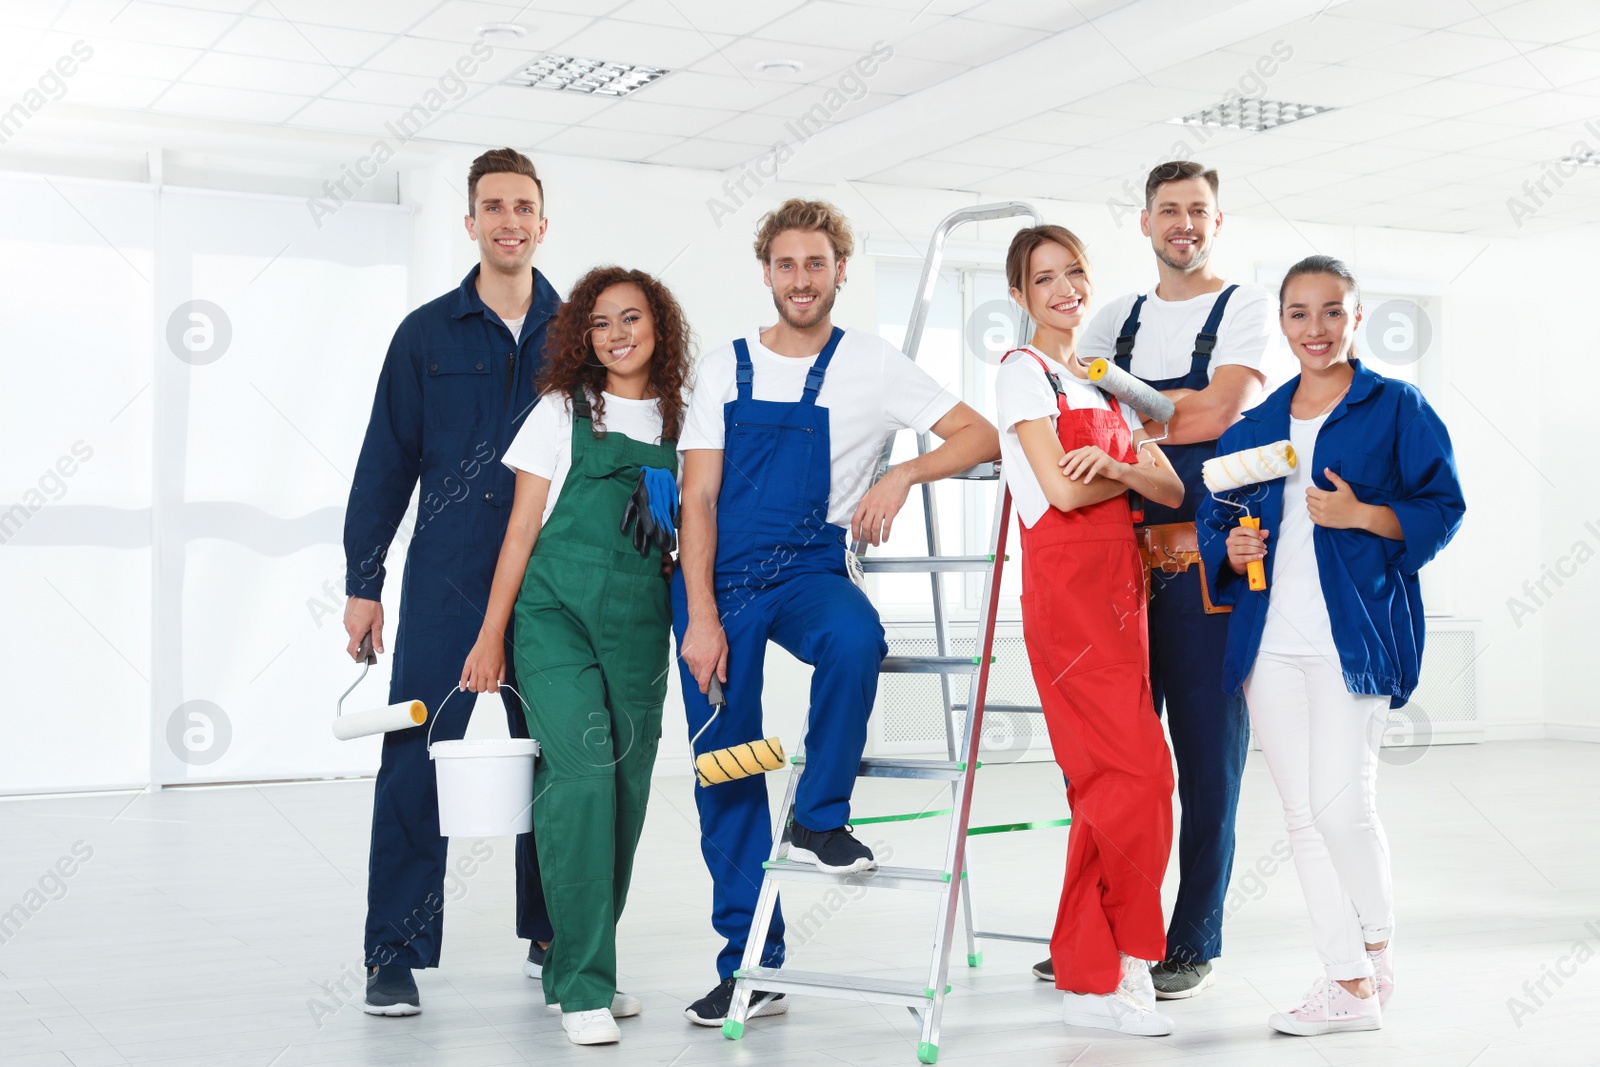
{"left": 562, "top": 1007, "right": 621, "bottom": 1045}
{"left": 1062, "top": 989, "right": 1174, "bottom": 1036}
{"left": 1118, "top": 953, "right": 1157, "bottom": 1009}
{"left": 1368, "top": 942, "right": 1394, "bottom": 1007}
{"left": 1268, "top": 978, "right": 1382, "bottom": 1036}
{"left": 547, "top": 993, "right": 642, "bottom": 1018}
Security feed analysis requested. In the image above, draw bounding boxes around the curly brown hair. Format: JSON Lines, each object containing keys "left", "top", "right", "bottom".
{"left": 537, "top": 266, "right": 692, "bottom": 440}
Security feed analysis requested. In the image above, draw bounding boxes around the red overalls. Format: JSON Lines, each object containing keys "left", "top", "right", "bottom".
{"left": 1010, "top": 349, "right": 1175, "bottom": 995}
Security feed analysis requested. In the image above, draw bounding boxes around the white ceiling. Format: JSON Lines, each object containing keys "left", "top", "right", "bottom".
{"left": 2, "top": 0, "right": 1598, "bottom": 236}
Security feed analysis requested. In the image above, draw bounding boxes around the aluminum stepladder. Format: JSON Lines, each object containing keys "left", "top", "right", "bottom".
{"left": 721, "top": 202, "right": 1043, "bottom": 1065}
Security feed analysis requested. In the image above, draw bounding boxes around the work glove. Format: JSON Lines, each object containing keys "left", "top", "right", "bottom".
{"left": 620, "top": 466, "right": 679, "bottom": 558}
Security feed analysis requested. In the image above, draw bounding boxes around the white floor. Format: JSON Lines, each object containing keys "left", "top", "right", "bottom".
{"left": 2, "top": 740, "right": 1598, "bottom": 1067}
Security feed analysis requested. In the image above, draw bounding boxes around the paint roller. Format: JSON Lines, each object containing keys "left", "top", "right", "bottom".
{"left": 333, "top": 633, "right": 428, "bottom": 740}
{"left": 1085, "top": 358, "right": 1177, "bottom": 426}
{"left": 689, "top": 676, "right": 786, "bottom": 787}
{"left": 1201, "top": 440, "right": 1297, "bottom": 592}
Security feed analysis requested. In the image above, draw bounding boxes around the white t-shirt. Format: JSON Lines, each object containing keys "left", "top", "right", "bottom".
{"left": 502, "top": 390, "right": 665, "bottom": 523}
{"left": 1077, "top": 283, "right": 1276, "bottom": 384}
{"left": 500, "top": 313, "right": 526, "bottom": 341}
{"left": 1258, "top": 412, "right": 1338, "bottom": 658}
{"left": 994, "top": 348, "right": 1142, "bottom": 528}
{"left": 678, "top": 328, "right": 960, "bottom": 527}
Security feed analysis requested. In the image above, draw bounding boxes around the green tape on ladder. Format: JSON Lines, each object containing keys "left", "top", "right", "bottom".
{"left": 966, "top": 816, "right": 1072, "bottom": 837}
{"left": 850, "top": 807, "right": 953, "bottom": 826}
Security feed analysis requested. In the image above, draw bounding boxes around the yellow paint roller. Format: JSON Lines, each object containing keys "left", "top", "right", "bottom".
{"left": 1086, "top": 358, "right": 1177, "bottom": 424}
{"left": 691, "top": 677, "right": 786, "bottom": 787}
{"left": 333, "top": 633, "right": 429, "bottom": 740}
{"left": 1202, "top": 440, "right": 1297, "bottom": 592}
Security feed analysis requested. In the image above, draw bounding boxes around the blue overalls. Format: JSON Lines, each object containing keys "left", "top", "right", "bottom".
{"left": 344, "top": 264, "right": 558, "bottom": 969}
{"left": 671, "top": 328, "right": 889, "bottom": 980}
{"left": 1112, "top": 287, "right": 1248, "bottom": 966}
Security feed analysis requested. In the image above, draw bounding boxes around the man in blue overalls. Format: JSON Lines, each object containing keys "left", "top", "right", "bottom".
{"left": 343, "top": 148, "right": 558, "bottom": 1015}
{"left": 673, "top": 199, "right": 999, "bottom": 1027}
{"left": 1043, "top": 161, "right": 1273, "bottom": 998}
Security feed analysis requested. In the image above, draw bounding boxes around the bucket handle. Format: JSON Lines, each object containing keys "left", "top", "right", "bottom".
{"left": 426, "top": 682, "right": 533, "bottom": 754}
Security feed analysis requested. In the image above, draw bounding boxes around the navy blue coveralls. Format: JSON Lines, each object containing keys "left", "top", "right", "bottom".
{"left": 1112, "top": 286, "right": 1249, "bottom": 966}
{"left": 344, "top": 264, "right": 559, "bottom": 969}
{"left": 671, "top": 328, "right": 889, "bottom": 980}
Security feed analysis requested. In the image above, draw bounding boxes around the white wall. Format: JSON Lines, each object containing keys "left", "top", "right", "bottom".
{"left": 1, "top": 112, "right": 1584, "bottom": 794}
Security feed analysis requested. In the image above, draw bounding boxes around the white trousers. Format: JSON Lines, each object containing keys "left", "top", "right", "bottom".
{"left": 1244, "top": 651, "right": 1395, "bottom": 980}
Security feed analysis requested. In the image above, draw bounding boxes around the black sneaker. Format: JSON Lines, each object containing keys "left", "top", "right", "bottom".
{"left": 683, "top": 976, "right": 788, "bottom": 1027}
{"left": 363, "top": 963, "right": 421, "bottom": 1016}
{"left": 787, "top": 823, "right": 875, "bottom": 875}
{"left": 1032, "top": 956, "right": 1054, "bottom": 981}
{"left": 523, "top": 940, "right": 547, "bottom": 979}
{"left": 1151, "top": 959, "right": 1214, "bottom": 1000}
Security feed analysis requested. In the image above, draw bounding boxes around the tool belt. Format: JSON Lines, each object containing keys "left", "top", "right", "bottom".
{"left": 1136, "top": 522, "right": 1230, "bottom": 615}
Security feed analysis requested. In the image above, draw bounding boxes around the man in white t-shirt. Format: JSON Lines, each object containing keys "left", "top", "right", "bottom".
{"left": 1055, "top": 161, "right": 1269, "bottom": 999}
{"left": 674, "top": 199, "right": 999, "bottom": 1027}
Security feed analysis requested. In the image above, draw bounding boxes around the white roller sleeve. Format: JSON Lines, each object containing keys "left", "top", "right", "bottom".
{"left": 332, "top": 700, "right": 428, "bottom": 740}
{"left": 1086, "top": 358, "right": 1177, "bottom": 423}
{"left": 1202, "top": 440, "right": 1297, "bottom": 492}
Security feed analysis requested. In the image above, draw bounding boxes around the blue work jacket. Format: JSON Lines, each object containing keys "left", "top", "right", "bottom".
{"left": 1197, "top": 359, "right": 1466, "bottom": 708}
{"left": 344, "top": 264, "right": 561, "bottom": 618}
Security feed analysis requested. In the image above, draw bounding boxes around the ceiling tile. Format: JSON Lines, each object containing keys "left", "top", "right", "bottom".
{"left": 582, "top": 99, "right": 738, "bottom": 137}
{"left": 957, "top": 0, "right": 1114, "bottom": 33}
{"left": 210, "top": 17, "right": 388, "bottom": 67}
{"left": 550, "top": 17, "right": 734, "bottom": 69}
{"left": 609, "top": 0, "right": 805, "bottom": 38}
{"left": 52, "top": 0, "right": 237, "bottom": 49}
{"left": 1464, "top": 91, "right": 1600, "bottom": 129}
{"left": 1021, "top": 144, "right": 1161, "bottom": 178}
{"left": 1064, "top": 81, "right": 1220, "bottom": 124}
{"left": 320, "top": 68, "right": 455, "bottom": 106}
{"left": 644, "top": 137, "right": 770, "bottom": 170}
{"left": 1291, "top": 143, "right": 1443, "bottom": 173}
{"left": 1376, "top": 78, "right": 1540, "bottom": 118}
{"left": 865, "top": 159, "right": 1012, "bottom": 191}
{"left": 264, "top": 0, "right": 442, "bottom": 34}
{"left": 990, "top": 111, "right": 1132, "bottom": 146}
{"left": 403, "top": 3, "right": 588, "bottom": 45}
{"left": 1325, "top": 0, "right": 1520, "bottom": 30}
{"left": 533, "top": 124, "right": 682, "bottom": 159}
{"left": 686, "top": 36, "right": 872, "bottom": 85}
{"left": 1222, "top": 16, "right": 1429, "bottom": 67}
{"left": 364, "top": 35, "right": 506, "bottom": 76}
{"left": 892, "top": 15, "right": 1039, "bottom": 67}
{"left": 1345, "top": 30, "right": 1529, "bottom": 79}
{"left": 846, "top": 53, "right": 965, "bottom": 97}
{"left": 409, "top": 110, "right": 565, "bottom": 148}
{"left": 1266, "top": 64, "right": 1432, "bottom": 107}
{"left": 150, "top": 82, "right": 310, "bottom": 123}
{"left": 630, "top": 70, "right": 792, "bottom": 111}
{"left": 181, "top": 51, "right": 344, "bottom": 96}
{"left": 285, "top": 96, "right": 408, "bottom": 133}
{"left": 1146, "top": 51, "right": 1326, "bottom": 97}
{"left": 1365, "top": 117, "right": 1531, "bottom": 155}
{"left": 1469, "top": 0, "right": 1600, "bottom": 45}
{"left": 56, "top": 69, "right": 173, "bottom": 110}
{"left": 455, "top": 84, "right": 617, "bottom": 124}
{"left": 751, "top": 2, "right": 924, "bottom": 52}
{"left": 1373, "top": 152, "right": 1525, "bottom": 186}
{"left": 923, "top": 136, "right": 1067, "bottom": 170}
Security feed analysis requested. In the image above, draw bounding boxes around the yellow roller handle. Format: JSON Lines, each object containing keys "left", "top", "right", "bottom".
{"left": 1240, "top": 515, "right": 1266, "bottom": 591}
{"left": 696, "top": 737, "right": 786, "bottom": 787}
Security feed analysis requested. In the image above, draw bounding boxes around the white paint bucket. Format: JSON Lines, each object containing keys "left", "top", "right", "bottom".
{"left": 427, "top": 686, "right": 539, "bottom": 838}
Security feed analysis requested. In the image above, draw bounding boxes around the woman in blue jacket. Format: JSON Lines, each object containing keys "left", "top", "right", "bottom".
{"left": 1198, "top": 255, "right": 1465, "bottom": 1037}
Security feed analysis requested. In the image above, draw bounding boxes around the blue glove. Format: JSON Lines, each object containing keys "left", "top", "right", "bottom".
{"left": 642, "top": 466, "right": 679, "bottom": 532}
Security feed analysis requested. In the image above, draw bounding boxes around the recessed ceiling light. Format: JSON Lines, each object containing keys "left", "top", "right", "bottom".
{"left": 510, "top": 54, "right": 669, "bottom": 97}
{"left": 757, "top": 59, "right": 805, "bottom": 76}
{"left": 1168, "top": 97, "right": 1333, "bottom": 132}
{"left": 1560, "top": 149, "right": 1600, "bottom": 168}
{"left": 477, "top": 22, "right": 527, "bottom": 40}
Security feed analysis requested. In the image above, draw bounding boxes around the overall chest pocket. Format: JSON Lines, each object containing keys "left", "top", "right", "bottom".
{"left": 720, "top": 421, "right": 816, "bottom": 517}
{"left": 1339, "top": 450, "right": 1399, "bottom": 501}
{"left": 423, "top": 350, "right": 493, "bottom": 431}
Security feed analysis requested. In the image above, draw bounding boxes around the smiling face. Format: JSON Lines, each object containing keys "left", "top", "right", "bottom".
{"left": 465, "top": 171, "right": 546, "bottom": 275}
{"left": 1280, "top": 272, "right": 1362, "bottom": 373}
{"left": 589, "top": 282, "right": 655, "bottom": 380}
{"left": 1141, "top": 176, "right": 1220, "bottom": 273}
{"left": 762, "top": 228, "right": 845, "bottom": 330}
{"left": 1011, "top": 239, "right": 1092, "bottom": 336}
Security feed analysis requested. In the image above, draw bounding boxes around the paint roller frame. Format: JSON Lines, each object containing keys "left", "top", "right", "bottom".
{"left": 333, "top": 633, "right": 428, "bottom": 739}
{"left": 688, "top": 676, "right": 786, "bottom": 787}
{"left": 1203, "top": 440, "right": 1297, "bottom": 593}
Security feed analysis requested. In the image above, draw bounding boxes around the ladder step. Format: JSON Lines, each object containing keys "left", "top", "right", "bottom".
{"left": 950, "top": 461, "right": 1000, "bottom": 481}
{"left": 763, "top": 859, "right": 954, "bottom": 891}
{"left": 954, "top": 702, "right": 1043, "bottom": 714}
{"left": 881, "top": 655, "right": 987, "bottom": 674}
{"left": 792, "top": 754, "right": 968, "bottom": 781}
{"left": 972, "top": 930, "right": 1051, "bottom": 946}
{"left": 859, "top": 555, "right": 996, "bottom": 573}
{"left": 735, "top": 967, "right": 945, "bottom": 1007}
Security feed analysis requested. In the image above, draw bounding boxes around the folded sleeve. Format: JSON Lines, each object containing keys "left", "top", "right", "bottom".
{"left": 1388, "top": 391, "right": 1466, "bottom": 574}
{"left": 1197, "top": 424, "right": 1250, "bottom": 606}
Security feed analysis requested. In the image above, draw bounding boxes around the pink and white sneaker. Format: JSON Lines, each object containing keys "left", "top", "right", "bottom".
{"left": 1368, "top": 942, "right": 1394, "bottom": 1006}
{"left": 1268, "top": 978, "right": 1382, "bottom": 1036}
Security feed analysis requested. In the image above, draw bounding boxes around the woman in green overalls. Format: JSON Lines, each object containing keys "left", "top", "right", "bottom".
{"left": 461, "top": 265, "right": 690, "bottom": 1046}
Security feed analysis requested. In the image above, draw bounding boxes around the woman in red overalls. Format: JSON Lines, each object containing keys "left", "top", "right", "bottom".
{"left": 994, "top": 225, "right": 1184, "bottom": 1035}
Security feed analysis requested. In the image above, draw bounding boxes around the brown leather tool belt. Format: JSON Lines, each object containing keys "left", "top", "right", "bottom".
{"left": 1136, "top": 521, "right": 1230, "bottom": 614}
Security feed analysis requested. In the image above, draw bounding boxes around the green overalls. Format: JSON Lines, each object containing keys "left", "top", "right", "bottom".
{"left": 510, "top": 393, "right": 675, "bottom": 1012}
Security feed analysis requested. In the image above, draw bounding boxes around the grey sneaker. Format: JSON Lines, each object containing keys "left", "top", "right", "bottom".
{"left": 1032, "top": 956, "right": 1054, "bottom": 981}
{"left": 1150, "top": 959, "right": 1214, "bottom": 1000}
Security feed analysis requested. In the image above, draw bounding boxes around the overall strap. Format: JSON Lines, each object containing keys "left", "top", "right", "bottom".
{"left": 800, "top": 326, "right": 846, "bottom": 404}
{"left": 732, "top": 337, "right": 754, "bottom": 401}
{"left": 1007, "top": 347, "right": 1064, "bottom": 397}
{"left": 1113, "top": 294, "right": 1147, "bottom": 371}
{"left": 570, "top": 390, "right": 592, "bottom": 422}
{"left": 1188, "top": 283, "right": 1239, "bottom": 377}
